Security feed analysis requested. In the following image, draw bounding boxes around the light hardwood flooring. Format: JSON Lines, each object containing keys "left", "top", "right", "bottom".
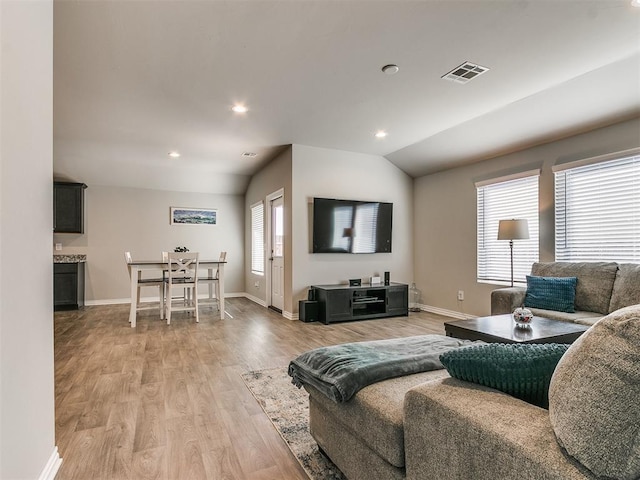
{"left": 54, "top": 298, "right": 450, "bottom": 480}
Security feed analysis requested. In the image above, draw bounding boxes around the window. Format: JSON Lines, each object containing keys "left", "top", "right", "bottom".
{"left": 477, "top": 172, "right": 539, "bottom": 284}
{"left": 251, "top": 202, "right": 264, "bottom": 275}
{"left": 554, "top": 149, "right": 640, "bottom": 262}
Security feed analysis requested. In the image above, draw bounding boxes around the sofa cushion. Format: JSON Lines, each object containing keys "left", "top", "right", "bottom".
{"left": 531, "top": 262, "right": 618, "bottom": 315}
{"left": 549, "top": 304, "right": 640, "bottom": 479}
{"left": 440, "top": 343, "right": 569, "bottom": 408}
{"left": 305, "top": 369, "right": 449, "bottom": 468}
{"left": 524, "top": 275, "right": 577, "bottom": 313}
{"left": 608, "top": 263, "right": 640, "bottom": 313}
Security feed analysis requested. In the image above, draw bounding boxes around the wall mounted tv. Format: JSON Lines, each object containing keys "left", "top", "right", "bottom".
{"left": 312, "top": 197, "right": 393, "bottom": 253}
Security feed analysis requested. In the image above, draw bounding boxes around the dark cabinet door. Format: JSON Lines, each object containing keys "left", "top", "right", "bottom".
{"left": 387, "top": 285, "right": 408, "bottom": 315}
{"left": 54, "top": 263, "right": 85, "bottom": 310}
{"left": 316, "top": 288, "right": 352, "bottom": 324}
{"left": 54, "top": 182, "right": 86, "bottom": 233}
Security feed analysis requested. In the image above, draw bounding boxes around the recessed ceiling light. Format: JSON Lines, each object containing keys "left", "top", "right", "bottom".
{"left": 381, "top": 64, "right": 399, "bottom": 75}
{"left": 231, "top": 104, "right": 248, "bottom": 113}
{"left": 168, "top": 151, "right": 181, "bottom": 158}
{"left": 375, "top": 131, "right": 388, "bottom": 138}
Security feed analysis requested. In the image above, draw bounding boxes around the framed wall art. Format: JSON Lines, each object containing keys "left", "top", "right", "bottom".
{"left": 170, "top": 207, "right": 217, "bottom": 225}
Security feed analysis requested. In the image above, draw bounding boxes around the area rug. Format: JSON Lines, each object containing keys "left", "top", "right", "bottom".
{"left": 241, "top": 367, "right": 346, "bottom": 480}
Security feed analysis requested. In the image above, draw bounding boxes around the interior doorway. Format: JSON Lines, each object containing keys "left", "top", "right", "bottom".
{"left": 268, "top": 191, "right": 284, "bottom": 312}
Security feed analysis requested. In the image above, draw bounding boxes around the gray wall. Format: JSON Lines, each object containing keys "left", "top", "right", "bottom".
{"left": 54, "top": 185, "right": 245, "bottom": 302}
{"left": 1, "top": 0, "right": 59, "bottom": 478}
{"left": 413, "top": 117, "right": 640, "bottom": 317}
{"left": 291, "top": 144, "right": 414, "bottom": 310}
{"left": 244, "top": 147, "right": 293, "bottom": 310}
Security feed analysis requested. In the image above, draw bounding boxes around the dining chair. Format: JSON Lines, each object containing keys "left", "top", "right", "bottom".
{"left": 198, "top": 251, "right": 226, "bottom": 311}
{"left": 124, "top": 251, "right": 166, "bottom": 319}
{"left": 165, "top": 251, "right": 200, "bottom": 325}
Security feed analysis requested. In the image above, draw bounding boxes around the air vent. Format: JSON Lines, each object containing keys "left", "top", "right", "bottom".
{"left": 441, "top": 61, "right": 489, "bottom": 84}
{"left": 242, "top": 152, "right": 257, "bottom": 157}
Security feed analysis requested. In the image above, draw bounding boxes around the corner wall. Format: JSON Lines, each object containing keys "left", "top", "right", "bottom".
{"left": 244, "top": 147, "right": 293, "bottom": 309}
{"left": 291, "top": 144, "right": 414, "bottom": 310}
{"left": 413, "top": 117, "right": 640, "bottom": 317}
{"left": 1, "top": 1, "right": 60, "bottom": 478}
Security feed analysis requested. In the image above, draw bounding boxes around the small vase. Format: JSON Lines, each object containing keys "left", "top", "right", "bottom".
{"left": 513, "top": 307, "right": 533, "bottom": 328}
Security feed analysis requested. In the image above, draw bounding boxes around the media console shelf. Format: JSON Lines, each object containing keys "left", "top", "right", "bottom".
{"left": 312, "top": 282, "right": 408, "bottom": 324}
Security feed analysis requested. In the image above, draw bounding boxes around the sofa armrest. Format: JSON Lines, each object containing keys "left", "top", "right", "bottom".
{"left": 403, "top": 378, "right": 595, "bottom": 480}
{"left": 491, "top": 286, "right": 526, "bottom": 314}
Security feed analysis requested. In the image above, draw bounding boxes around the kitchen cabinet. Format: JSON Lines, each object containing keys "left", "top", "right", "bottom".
{"left": 54, "top": 182, "right": 87, "bottom": 233}
{"left": 54, "top": 261, "right": 85, "bottom": 310}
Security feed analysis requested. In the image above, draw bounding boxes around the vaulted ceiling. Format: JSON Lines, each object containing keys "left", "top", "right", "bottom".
{"left": 53, "top": 0, "right": 640, "bottom": 194}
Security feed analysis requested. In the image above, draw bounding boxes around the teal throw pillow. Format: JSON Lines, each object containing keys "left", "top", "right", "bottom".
{"left": 524, "top": 275, "right": 577, "bottom": 313}
{"left": 440, "top": 343, "right": 570, "bottom": 408}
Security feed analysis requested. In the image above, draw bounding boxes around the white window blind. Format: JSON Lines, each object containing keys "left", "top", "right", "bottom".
{"left": 477, "top": 174, "right": 539, "bottom": 284}
{"left": 555, "top": 152, "right": 640, "bottom": 262}
{"left": 251, "top": 202, "right": 264, "bottom": 275}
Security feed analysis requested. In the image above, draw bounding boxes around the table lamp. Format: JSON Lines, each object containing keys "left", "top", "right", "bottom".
{"left": 498, "top": 219, "right": 530, "bottom": 287}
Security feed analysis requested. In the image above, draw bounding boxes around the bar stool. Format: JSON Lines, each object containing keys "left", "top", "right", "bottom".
{"left": 165, "top": 251, "right": 199, "bottom": 325}
{"left": 124, "top": 251, "right": 166, "bottom": 319}
{"left": 198, "top": 251, "right": 226, "bottom": 311}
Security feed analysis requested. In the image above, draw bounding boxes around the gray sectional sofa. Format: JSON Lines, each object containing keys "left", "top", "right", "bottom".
{"left": 491, "top": 262, "right": 640, "bottom": 325}
{"left": 305, "top": 262, "right": 640, "bottom": 480}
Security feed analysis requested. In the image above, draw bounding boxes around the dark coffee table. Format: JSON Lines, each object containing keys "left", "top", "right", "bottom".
{"left": 444, "top": 314, "right": 589, "bottom": 344}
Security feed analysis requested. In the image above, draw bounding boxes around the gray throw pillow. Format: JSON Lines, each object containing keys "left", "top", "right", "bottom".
{"left": 548, "top": 304, "right": 640, "bottom": 480}
{"left": 608, "top": 264, "right": 640, "bottom": 313}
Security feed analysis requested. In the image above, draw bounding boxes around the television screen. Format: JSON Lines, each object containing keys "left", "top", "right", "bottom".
{"left": 312, "top": 197, "right": 393, "bottom": 253}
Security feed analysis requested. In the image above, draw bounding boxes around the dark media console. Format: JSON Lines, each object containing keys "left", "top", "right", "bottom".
{"left": 311, "top": 283, "right": 408, "bottom": 324}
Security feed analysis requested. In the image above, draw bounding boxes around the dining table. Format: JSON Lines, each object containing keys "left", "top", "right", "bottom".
{"left": 128, "top": 259, "right": 227, "bottom": 327}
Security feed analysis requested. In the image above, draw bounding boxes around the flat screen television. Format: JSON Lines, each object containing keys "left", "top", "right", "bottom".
{"left": 312, "top": 197, "right": 393, "bottom": 253}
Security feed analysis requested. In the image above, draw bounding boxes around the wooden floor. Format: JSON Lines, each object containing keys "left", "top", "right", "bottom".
{"left": 54, "top": 298, "right": 449, "bottom": 480}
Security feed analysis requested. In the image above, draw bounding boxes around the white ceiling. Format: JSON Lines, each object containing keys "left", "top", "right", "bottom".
{"left": 53, "top": 0, "right": 640, "bottom": 195}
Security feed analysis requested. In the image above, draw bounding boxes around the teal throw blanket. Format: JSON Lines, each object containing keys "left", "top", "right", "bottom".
{"left": 288, "top": 334, "right": 475, "bottom": 403}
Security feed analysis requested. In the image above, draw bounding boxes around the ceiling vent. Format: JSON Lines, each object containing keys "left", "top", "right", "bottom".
{"left": 242, "top": 152, "right": 257, "bottom": 157}
{"left": 441, "top": 61, "right": 489, "bottom": 84}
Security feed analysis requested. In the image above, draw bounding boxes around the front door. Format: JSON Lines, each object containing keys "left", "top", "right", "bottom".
{"left": 270, "top": 195, "right": 284, "bottom": 311}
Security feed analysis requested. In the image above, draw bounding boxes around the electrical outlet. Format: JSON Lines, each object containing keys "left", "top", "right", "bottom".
{"left": 457, "top": 290, "right": 464, "bottom": 301}
{"left": 254, "top": 281, "right": 260, "bottom": 288}
{"left": 55, "top": 243, "right": 62, "bottom": 251}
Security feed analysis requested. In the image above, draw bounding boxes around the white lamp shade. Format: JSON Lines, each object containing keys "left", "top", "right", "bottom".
{"left": 498, "top": 219, "right": 530, "bottom": 240}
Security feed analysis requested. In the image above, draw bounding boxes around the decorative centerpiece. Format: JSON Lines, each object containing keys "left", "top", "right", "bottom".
{"left": 513, "top": 306, "right": 533, "bottom": 328}
{"left": 174, "top": 246, "right": 189, "bottom": 253}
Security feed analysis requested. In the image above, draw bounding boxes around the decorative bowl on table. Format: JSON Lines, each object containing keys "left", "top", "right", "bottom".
{"left": 513, "top": 307, "right": 534, "bottom": 328}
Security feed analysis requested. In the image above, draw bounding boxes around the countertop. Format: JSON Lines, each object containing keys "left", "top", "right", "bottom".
{"left": 54, "top": 254, "right": 87, "bottom": 263}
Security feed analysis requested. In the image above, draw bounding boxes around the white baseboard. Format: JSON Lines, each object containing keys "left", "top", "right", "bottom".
{"left": 38, "top": 447, "right": 62, "bottom": 480}
{"left": 243, "top": 293, "right": 267, "bottom": 307}
{"left": 419, "top": 303, "right": 476, "bottom": 320}
{"left": 85, "top": 297, "right": 470, "bottom": 322}
{"left": 85, "top": 292, "right": 246, "bottom": 306}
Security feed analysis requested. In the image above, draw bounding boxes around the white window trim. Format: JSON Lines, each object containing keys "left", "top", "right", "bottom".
{"left": 552, "top": 147, "right": 640, "bottom": 173}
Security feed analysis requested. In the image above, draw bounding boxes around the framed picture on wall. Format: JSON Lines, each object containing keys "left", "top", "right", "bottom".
{"left": 170, "top": 207, "right": 217, "bottom": 225}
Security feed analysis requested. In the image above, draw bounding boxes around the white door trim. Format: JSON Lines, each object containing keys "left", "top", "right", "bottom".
{"left": 265, "top": 188, "right": 284, "bottom": 313}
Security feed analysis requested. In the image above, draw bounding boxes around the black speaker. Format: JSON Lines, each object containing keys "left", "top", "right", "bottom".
{"left": 299, "top": 300, "right": 319, "bottom": 322}
{"left": 349, "top": 278, "right": 361, "bottom": 287}
{"left": 384, "top": 271, "right": 390, "bottom": 285}
{"left": 308, "top": 288, "right": 316, "bottom": 301}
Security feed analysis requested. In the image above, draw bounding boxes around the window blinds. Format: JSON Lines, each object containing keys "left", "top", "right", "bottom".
{"left": 555, "top": 152, "right": 640, "bottom": 262}
{"left": 477, "top": 174, "right": 539, "bottom": 284}
{"left": 251, "top": 202, "right": 264, "bottom": 274}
